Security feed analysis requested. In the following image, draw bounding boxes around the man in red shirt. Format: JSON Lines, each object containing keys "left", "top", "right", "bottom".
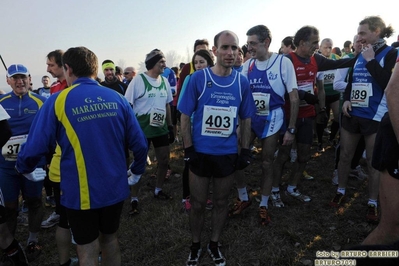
{"left": 47, "top": 50, "right": 67, "bottom": 95}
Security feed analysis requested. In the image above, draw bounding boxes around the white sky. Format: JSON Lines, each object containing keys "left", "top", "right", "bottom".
{"left": 0, "top": 0, "right": 397, "bottom": 92}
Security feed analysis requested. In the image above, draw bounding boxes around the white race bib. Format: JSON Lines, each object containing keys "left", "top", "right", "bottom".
{"left": 253, "top": 92, "right": 270, "bottom": 116}
{"left": 149, "top": 107, "right": 166, "bottom": 127}
{"left": 2, "top": 134, "right": 28, "bottom": 161}
{"left": 201, "top": 105, "right": 236, "bottom": 138}
{"left": 351, "top": 83, "right": 372, "bottom": 107}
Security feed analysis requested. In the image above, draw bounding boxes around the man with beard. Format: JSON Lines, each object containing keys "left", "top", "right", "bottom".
{"left": 100, "top": 60, "right": 127, "bottom": 95}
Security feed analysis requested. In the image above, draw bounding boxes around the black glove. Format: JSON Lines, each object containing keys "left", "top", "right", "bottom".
{"left": 184, "top": 146, "right": 198, "bottom": 164}
{"left": 316, "top": 110, "right": 329, "bottom": 125}
{"left": 235, "top": 148, "right": 252, "bottom": 170}
{"left": 168, "top": 125, "right": 174, "bottom": 144}
{"left": 298, "top": 90, "right": 319, "bottom": 105}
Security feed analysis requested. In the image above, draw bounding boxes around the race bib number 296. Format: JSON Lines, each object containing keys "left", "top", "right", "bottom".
{"left": 201, "top": 105, "right": 236, "bottom": 137}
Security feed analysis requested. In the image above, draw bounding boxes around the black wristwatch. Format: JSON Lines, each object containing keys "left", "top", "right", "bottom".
{"left": 287, "top": 127, "right": 296, "bottom": 134}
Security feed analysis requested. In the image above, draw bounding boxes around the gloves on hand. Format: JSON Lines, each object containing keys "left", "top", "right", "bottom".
{"left": 168, "top": 125, "right": 175, "bottom": 144}
{"left": 298, "top": 90, "right": 319, "bottom": 105}
{"left": 23, "top": 168, "right": 46, "bottom": 182}
{"left": 316, "top": 110, "right": 329, "bottom": 125}
{"left": 235, "top": 148, "right": 252, "bottom": 170}
{"left": 304, "top": 92, "right": 319, "bottom": 105}
{"left": 184, "top": 146, "right": 198, "bottom": 164}
{"left": 127, "top": 169, "right": 141, "bottom": 186}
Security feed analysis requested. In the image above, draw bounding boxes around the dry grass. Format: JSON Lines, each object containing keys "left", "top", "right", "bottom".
{"left": 15, "top": 135, "right": 376, "bottom": 266}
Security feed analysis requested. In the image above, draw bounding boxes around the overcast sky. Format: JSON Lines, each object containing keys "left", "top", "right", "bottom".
{"left": 1, "top": 0, "right": 397, "bottom": 92}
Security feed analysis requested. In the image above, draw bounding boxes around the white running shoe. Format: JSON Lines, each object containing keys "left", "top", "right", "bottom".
{"left": 41, "top": 211, "right": 60, "bottom": 229}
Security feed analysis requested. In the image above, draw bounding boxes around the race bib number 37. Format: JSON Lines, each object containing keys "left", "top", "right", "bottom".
{"left": 2, "top": 134, "right": 28, "bottom": 161}
{"left": 201, "top": 105, "right": 236, "bottom": 137}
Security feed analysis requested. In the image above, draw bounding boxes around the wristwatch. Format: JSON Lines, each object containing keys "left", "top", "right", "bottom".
{"left": 287, "top": 127, "right": 296, "bottom": 134}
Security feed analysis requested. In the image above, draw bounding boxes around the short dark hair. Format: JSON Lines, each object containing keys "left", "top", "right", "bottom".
{"left": 241, "top": 45, "right": 248, "bottom": 57}
{"left": 193, "top": 39, "right": 209, "bottom": 52}
{"left": 293, "top": 26, "right": 319, "bottom": 47}
{"left": 246, "top": 25, "right": 272, "bottom": 43}
{"left": 62, "top": 47, "right": 98, "bottom": 78}
{"left": 47, "top": 50, "right": 64, "bottom": 67}
{"left": 42, "top": 75, "right": 50, "bottom": 79}
{"left": 102, "top": 59, "right": 114, "bottom": 65}
{"left": 282, "top": 36, "right": 296, "bottom": 50}
{"left": 343, "top": 40, "right": 352, "bottom": 48}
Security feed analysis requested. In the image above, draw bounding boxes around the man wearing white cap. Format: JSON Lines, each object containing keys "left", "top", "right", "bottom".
{"left": 125, "top": 49, "right": 175, "bottom": 215}
{"left": 0, "top": 64, "right": 47, "bottom": 262}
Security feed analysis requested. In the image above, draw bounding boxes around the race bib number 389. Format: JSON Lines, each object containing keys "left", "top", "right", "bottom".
{"left": 201, "top": 105, "right": 236, "bottom": 138}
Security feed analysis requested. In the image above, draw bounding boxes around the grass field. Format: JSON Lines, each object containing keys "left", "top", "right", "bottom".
{"left": 14, "top": 136, "right": 376, "bottom": 266}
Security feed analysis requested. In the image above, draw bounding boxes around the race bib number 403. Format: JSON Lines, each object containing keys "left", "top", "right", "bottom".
{"left": 201, "top": 105, "right": 236, "bottom": 137}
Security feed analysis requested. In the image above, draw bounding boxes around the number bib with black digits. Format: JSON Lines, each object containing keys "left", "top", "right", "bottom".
{"left": 149, "top": 107, "right": 166, "bottom": 127}
{"left": 351, "top": 83, "right": 371, "bottom": 107}
{"left": 201, "top": 105, "right": 236, "bottom": 137}
{"left": 2, "top": 134, "right": 28, "bottom": 161}
{"left": 253, "top": 92, "right": 270, "bottom": 116}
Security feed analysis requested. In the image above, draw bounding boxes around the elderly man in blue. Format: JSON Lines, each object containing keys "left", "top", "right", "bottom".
{"left": 16, "top": 46, "right": 148, "bottom": 266}
{"left": 0, "top": 63, "right": 47, "bottom": 262}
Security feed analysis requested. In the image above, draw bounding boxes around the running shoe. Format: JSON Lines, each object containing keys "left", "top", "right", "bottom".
{"left": 286, "top": 189, "right": 311, "bottom": 202}
{"left": 21, "top": 201, "right": 28, "bottom": 213}
{"left": 317, "top": 143, "right": 325, "bottom": 153}
{"left": 45, "top": 196, "right": 56, "bottom": 208}
{"left": 355, "top": 165, "right": 368, "bottom": 180}
{"left": 128, "top": 200, "right": 139, "bottom": 216}
{"left": 270, "top": 192, "right": 284, "bottom": 208}
{"left": 0, "top": 242, "right": 29, "bottom": 266}
{"left": 154, "top": 190, "right": 173, "bottom": 200}
{"left": 366, "top": 204, "right": 379, "bottom": 224}
{"left": 41, "top": 211, "right": 60, "bottom": 229}
{"left": 186, "top": 245, "right": 202, "bottom": 266}
{"left": 181, "top": 197, "right": 191, "bottom": 213}
{"left": 17, "top": 213, "right": 28, "bottom": 227}
{"left": 228, "top": 198, "right": 252, "bottom": 216}
{"left": 303, "top": 171, "right": 314, "bottom": 180}
{"left": 259, "top": 207, "right": 271, "bottom": 226}
{"left": 207, "top": 244, "right": 226, "bottom": 266}
{"left": 25, "top": 242, "right": 42, "bottom": 262}
{"left": 329, "top": 192, "right": 345, "bottom": 208}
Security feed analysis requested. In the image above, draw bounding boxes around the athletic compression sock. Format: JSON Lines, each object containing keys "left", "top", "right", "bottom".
{"left": 260, "top": 195, "right": 269, "bottom": 208}
{"left": 237, "top": 187, "right": 249, "bottom": 201}
{"left": 368, "top": 199, "right": 378, "bottom": 207}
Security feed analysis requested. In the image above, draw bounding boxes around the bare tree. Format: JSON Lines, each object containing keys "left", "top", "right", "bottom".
{"left": 117, "top": 59, "right": 126, "bottom": 70}
{"left": 165, "top": 50, "right": 182, "bottom": 68}
{"left": 138, "top": 61, "right": 146, "bottom": 74}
